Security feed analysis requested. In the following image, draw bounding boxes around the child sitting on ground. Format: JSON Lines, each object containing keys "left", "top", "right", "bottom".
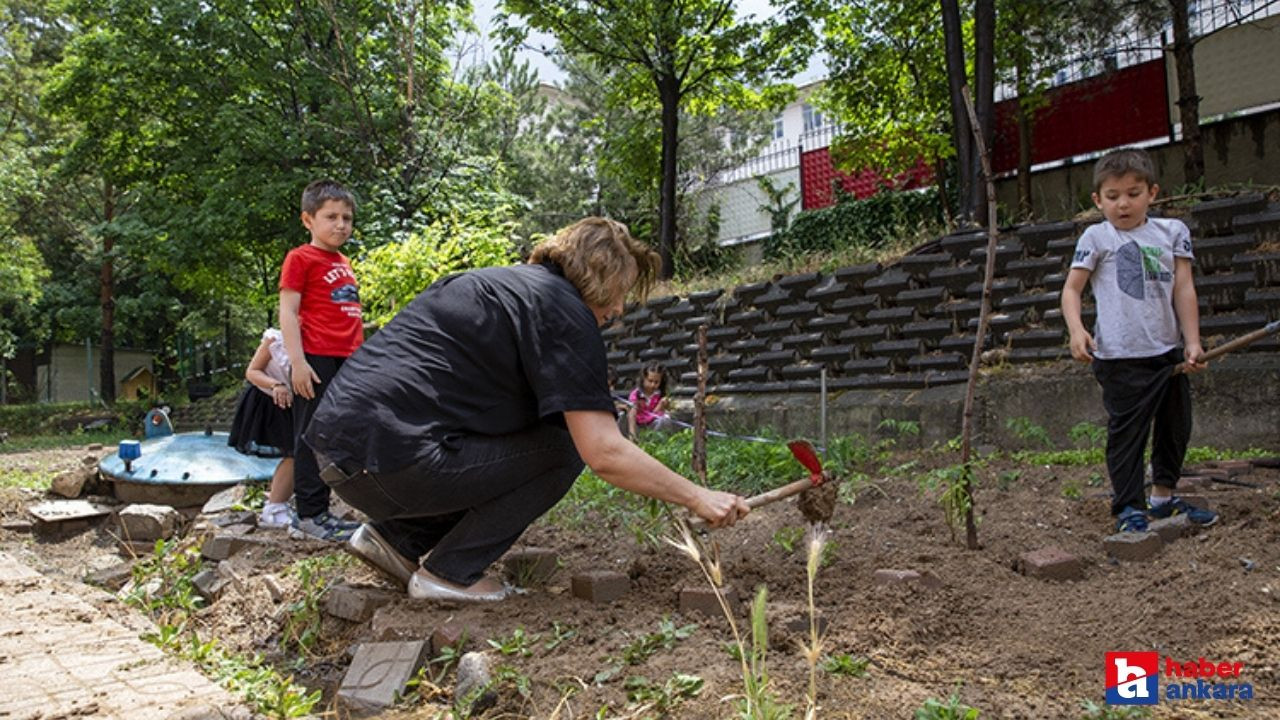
{"left": 627, "top": 362, "right": 673, "bottom": 438}
{"left": 1060, "top": 147, "right": 1216, "bottom": 533}
{"left": 227, "top": 328, "right": 296, "bottom": 528}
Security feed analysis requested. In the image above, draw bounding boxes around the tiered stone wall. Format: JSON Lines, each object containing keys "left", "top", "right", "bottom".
{"left": 605, "top": 193, "right": 1280, "bottom": 398}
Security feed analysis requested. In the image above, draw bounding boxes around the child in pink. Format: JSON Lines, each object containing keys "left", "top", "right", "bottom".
{"left": 626, "top": 362, "right": 673, "bottom": 437}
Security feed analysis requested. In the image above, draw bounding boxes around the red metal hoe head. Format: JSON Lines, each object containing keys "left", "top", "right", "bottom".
{"left": 786, "top": 440, "right": 825, "bottom": 487}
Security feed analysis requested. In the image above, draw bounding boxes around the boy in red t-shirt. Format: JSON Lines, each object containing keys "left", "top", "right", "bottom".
{"left": 279, "top": 179, "right": 364, "bottom": 541}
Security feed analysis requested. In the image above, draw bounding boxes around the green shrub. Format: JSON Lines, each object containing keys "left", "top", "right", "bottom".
{"left": 764, "top": 188, "right": 942, "bottom": 260}
{"left": 0, "top": 400, "right": 152, "bottom": 437}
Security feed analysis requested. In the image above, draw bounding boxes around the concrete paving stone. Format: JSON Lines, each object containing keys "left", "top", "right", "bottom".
{"left": 118, "top": 503, "right": 182, "bottom": 542}
{"left": 0, "top": 552, "right": 242, "bottom": 719}
{"left": 1103, "top": 531, "right": 1163, "bottom": 561}
{"left": 571, "top": 570, "right": 630, "bottom": 604}
{"left": 323, "top": 583, "right": 398, "bottom": 623}
{"left": 337, "top": 640, "right": 430, "bottom": 714}
{"left": 679, "top": 584, "right": 738, "bottom": 617}
{"left": 503, "top": 547, "right": 559, "bottom": 587}
{"left": 1149, "top": 514, "right": 1193, "bottom": 543}
{"left": 1018, "top": 547, "right": 1084, "bottom": 581}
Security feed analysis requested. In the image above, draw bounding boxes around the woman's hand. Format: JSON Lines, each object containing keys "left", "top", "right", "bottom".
{"left": 689, "top": 488, "right": 750, "bottom": 528}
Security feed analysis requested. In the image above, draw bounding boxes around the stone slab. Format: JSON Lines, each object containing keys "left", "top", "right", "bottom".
{"left": 337, "top": 640, "right": 430, "bottom": 714}
{"left": 0, "top": 551, "right": 243, "bottom": 718}
{"left": 1103, "top": 531, "right": 1163, "bottom": 561}
{"left": 570, "top": 570, "right": 629, "bottom": 604}
{"left": 1018, "top": 547, "right": 1084, "bottom": 581}
{"left": 28, "top": 499, "right": 114, "bottom": 525}
{"left": 1149, "top": 514, "right": 1193, "bottom": 543}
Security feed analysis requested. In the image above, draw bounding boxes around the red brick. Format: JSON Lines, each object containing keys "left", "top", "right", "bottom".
{"left": 1103, "top": 532, "right": 1163, "bottom": 561}
{"left": 570, "top": 570, "right": 629, "bottom": 603}
{"left": 430, "top": 620, "right": 472, "bottom": 655}
{"left": 1018, "top": 547, "right": 1083, "bottom": 581}
{"left": 679, "top": 584, "right": 738, "bottom": 617}
{"left": 1208, "top": 460, "right": 1253, "bottom": 477}
{"left": 503, "top": 547, "right": 559, "bottom": 587}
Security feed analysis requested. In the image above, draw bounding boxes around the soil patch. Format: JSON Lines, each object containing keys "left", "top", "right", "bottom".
{"left": 2, "top": 443, "right": 1278, "bottom": 718}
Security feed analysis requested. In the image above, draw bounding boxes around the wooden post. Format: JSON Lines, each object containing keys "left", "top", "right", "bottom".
{"left": 692, "top": 324, "right": 709, "bottom": 484}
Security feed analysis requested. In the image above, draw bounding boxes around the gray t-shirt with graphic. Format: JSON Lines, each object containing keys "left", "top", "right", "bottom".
{"left": 1069, "top": 217, "right": 1194, "bottom": 359}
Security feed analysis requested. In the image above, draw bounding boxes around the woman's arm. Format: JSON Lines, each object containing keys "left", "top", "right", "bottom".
{"left": 564, "top": 410, "right": 747, "bottom": 528}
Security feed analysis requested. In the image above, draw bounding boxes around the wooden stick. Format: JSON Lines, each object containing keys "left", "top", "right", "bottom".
{"left": 1173, "top": 319, "right": 1280, "bottom": 375}
{"left": 689, "top": 475, "right": 820, "bottom": 531}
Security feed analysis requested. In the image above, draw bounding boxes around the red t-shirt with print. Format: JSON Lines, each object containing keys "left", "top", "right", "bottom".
{"left": 280, "top": 244, "right": 363, "bottom": 357}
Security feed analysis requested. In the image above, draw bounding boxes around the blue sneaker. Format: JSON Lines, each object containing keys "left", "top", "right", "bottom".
{"left": 1115, "top": 506, "right": 1149, "bottom": 533}
{"left": 1148, "top": 497, "right": 1218, "bottom": 527}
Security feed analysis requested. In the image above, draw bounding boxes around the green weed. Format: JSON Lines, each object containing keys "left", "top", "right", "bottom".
{"left": 821, "top": 652, "right": 870, "bottom": 678}
{"left": 771, "top": 526, "right": 804, "bottom": 553}
{"left": 915, "top": 691, "right": 980, "bottom": 719}
{"left": 543, "top": 621, "right": 576, "bottom": 651}
{"left": 281, "top": 554, "right": 350, "bottom": 657}
{"left": 1079, "top": 699, "right": 1151, "bottom": 719}
{"left": 1006, "top": 417, "right": 1053, "bottom": 448}
{"left": 594, "top": 616, "right": 698, "bottom": 684}
{"left": 624, "top": 672, "right": 704, "bottom": 715}
{"left": 1068, "top": 421, "right": 1106, "bottom": 448}
{"left": 1061, "top": 479, "right": 1083, "bottom": 500}
{"left": 917, "top": 463, "right": 975, "bottom": 542}
{"left": 487, "top": 627, "right": 539, "bottom": 657}
{"left": 996, "top": 469, "right": 1021, "bottom": 490}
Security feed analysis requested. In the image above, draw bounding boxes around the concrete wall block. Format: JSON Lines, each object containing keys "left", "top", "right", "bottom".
{"left": 1018, "top": 547, "right": 1084, "bottom": 581}
{"left": 679, "top": 584, "right": 738, "bottom": 617}
{"left": 323, "top": 584, "right": 397, "bottom": 623}
{"left": 571, "top": 570, "right": 630, "bottom": 604}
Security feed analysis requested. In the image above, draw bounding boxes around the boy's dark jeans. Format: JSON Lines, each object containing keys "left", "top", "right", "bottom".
{"left": 292, "top": 353, "right": 347, "bottom": 519}
{"left": 317, "top": 422, "right": 582, "bottom": 586}
{"left": 1092, "top": 348, "right": 1192, "bottom": 516}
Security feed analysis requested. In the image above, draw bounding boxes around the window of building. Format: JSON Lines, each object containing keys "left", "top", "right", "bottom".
{"left": 802, "top": 103, "right": 824, "bottom": 132}
{"left": 772, "top": 114, "right": 784, "bottom": 140}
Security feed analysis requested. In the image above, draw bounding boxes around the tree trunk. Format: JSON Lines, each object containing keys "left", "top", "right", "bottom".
{"left": 1015, "top": 62, "right": 1034, "bottom": 220}
{"left": 940, "top": 0, "right": 971, "bottom": 224}
{"left": 657, "top": 73, "right": 680, "bottom": 279}
{"left": 973, "top": 0, "right": 995, "bottom": 224}
{"left": 99, "top": 180, "right": 116, "bottom": 405}
{"left": 1169, "top": 0, "right": 1204, "bottom": 187}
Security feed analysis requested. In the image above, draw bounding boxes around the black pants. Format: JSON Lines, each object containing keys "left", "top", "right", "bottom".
{"left": 319, "top": 422, "right": 583, "bottom": 586}
{"left": 292, "top": 353, "right": 346, "bottom": 519}
{"left": 1092, "top": 348, "right": 1192, "bottom": 516}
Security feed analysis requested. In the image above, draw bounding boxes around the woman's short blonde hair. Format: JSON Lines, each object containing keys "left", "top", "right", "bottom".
{"left": 528, "top": 217, "right": 660, "bottom": 307}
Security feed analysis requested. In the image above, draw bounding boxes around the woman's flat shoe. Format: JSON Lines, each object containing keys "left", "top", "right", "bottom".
{"left": 407, "top": 569, "right": 511, "bottom": 602}
{"left": 346, "top": 524, "right": 418, "bottom": 588}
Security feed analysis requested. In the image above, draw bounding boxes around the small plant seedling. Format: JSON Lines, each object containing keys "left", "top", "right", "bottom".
{"left": 1061, "top": 479, "right": 1083, "bottom": 500}
{"left": 1069, "top": 421, "right": 1106, "bottom": 449}
{"left": 624, "top": 673, "right": 704, "bottom": 714}
{"left": 544, "top": 621, "right": 577, "bottom": 651}
{"left": 821, "top": 652, "right": 869, "bottom": 677}
{"left": 915, "top": 691, "right": 980, "bottom": 719}
{"left": 722, "top": 641, "right": 744, "bottom": 661}
{"left": 282, "top": 554, "right": 349, "bottom": 656}
{"left": 1087, "top": 471, "right": 1105, "bottom": 487}
{"left": 1079, "top": 699, "right": 1152, "bottom": 719}
{"left": 997, "top": 469, "right": 1021, "bottom": 490}
{"left": 771, "top": 526, "right": 804, "bottom": 553}
{"left": 487, "top": 627, "right": 539, "bottom": 657}
{"left": 1007, "top": 416, "right": 1053, "bottom": 448}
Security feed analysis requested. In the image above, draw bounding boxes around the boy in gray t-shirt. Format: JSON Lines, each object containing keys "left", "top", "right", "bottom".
{"left": 1061, "top": 148, "right": 1215, "bottom": 533}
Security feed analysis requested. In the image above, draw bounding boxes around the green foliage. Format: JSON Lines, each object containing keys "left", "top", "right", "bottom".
{"left": 596, "top": 616, "right": 698, "bottom": 683}
{"left": 354, "top": 210, "right": 518, "bottom": 327}
{"left": 281, "top": 554, "right": 350, "bottom": 657}
{"left": 624, "top": 673, "right": 704, "bottom": 715}
{"left": 739, "top": 585, "right": 794, "bottom": 720}
{"left": 757, "top": 175, "right": 800, "bottom": 236}
{"left": 543, "top": 621, "right": 577, "bottom": 651}
{"left": 1079, "top": 699, "right": 1151, "bottom": 719}
{"left": 915, "top": 691, "right": 981, "bottom": 719}
{"left": 821, "top": 653, "right": 870, "bottom": 678}
{"left": 765, "top": 189, "right": 942, "bottom": 260}
{"left": 487, "top": 627, "right": 540, "bottom": 657}
{"left": 0, "top": 400, "right": 150, "bottom": 438}
{"left": 1060, "top": 479, "right": 1083, "bottom": 500}
{"left": 1013, "top": 447, "right": 1105, "bottom": 466}
{"left": 1006, "top": 417, "right": 1053, "bottom": 448}
{"left": 771, "top": 526, "right": 804, "bottom": 553}
{"left": 996, "top": 469, "right": 1021, "bottom": 490}
{"left": 917, "top": 463, "right": 975, "bottom": 541}
{"left": 123, "top": 539, "right": 205, "bottom": 615}
{"left": 1068, "top": 421, "right": 1106, "bottom": 449}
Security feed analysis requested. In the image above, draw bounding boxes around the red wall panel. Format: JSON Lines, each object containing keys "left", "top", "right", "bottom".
{"left": 800, "top": 149, "right": 933, "bottom": 210}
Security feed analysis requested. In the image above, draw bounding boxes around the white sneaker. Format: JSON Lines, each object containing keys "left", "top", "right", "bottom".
{"left": 259, "top": 503, "right": 294, "bottom": 529}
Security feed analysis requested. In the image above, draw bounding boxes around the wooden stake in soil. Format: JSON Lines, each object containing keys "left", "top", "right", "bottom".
{"left": 957, "top": 85, "right": 997, "bottom": 551}
{"left": 691, "top": 324, "right": 709, "bottom": 485}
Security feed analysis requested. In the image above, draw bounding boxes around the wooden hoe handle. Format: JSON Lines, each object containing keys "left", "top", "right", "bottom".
{"left": 688, "top": 474, "right": 823, "bottom": 531}
{"left": 1173, "top": 320, "right": 1280, "bottom": 375}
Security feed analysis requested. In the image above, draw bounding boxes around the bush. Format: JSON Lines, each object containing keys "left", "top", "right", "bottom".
{"left": 0, "top": 400, "right": 152, "bottom": 437}
{"left": 764, "top": 188, "right": 942, "bottom": 260}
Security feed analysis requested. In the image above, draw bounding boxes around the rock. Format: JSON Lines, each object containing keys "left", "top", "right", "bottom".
{"left": 1017, "top": 547, "right": 1084, "bottom": 581}
{"left": 431, "top": 620, "right": 472, "bottom": 655}
{"left": 201, "top": 485, "right": 246, "bottom": 515}
{"left": 1103, "top": 532, "right": 1163, "bottom": 561}
{"left": 570, "top": 570, "right": 629, "bottom": 604}
{"left": 191, "top": 568, "right": 230, "bottom": 602}
{"left": 323, "top": 584, "right": 397, "bottom": 623}
{"left": 454, "top": 651, "right": 497, "bottom": 714}
{"left": 84, "top": 561, "right": 136, "bottom": 591}
{"left": 260, "top": 574, "right": 285, "bottom": 603}
{"left": 50, "top": 466, "right": 96, "bottom": 499}
{"left": 1148, "top": 514, "right": 1193, "bottom": 543}
{"left": 117, "top": 504, "right": 181, "bottom": 542}
{"left": 503, "top": 547, "right": 559, "bottom": 587}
